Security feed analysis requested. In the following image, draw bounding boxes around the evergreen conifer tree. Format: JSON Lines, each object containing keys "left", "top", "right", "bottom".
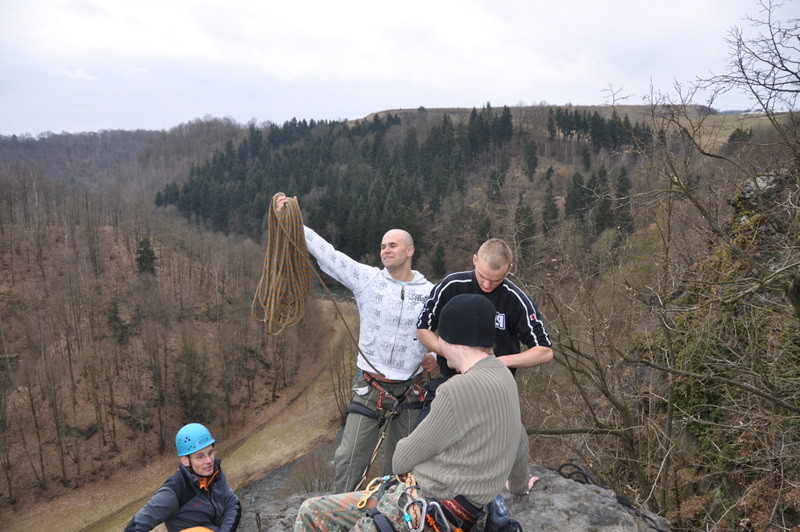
{"left": 542, "top": 178, "right": 559, "bottom": 232}
{"left": 523, "top": 140, "right": 538, "bottom": 181}
{"left": 614, "top": 165, "right": 635, "bottom": 234}
{"left": 546, "top": 109, "right": 557, "bottom": 140}
{"left": 565, "top": 171, "right": 589, "bottom": 219}
{"left": 581, "top": 145, "right": 592, "bottom": 171}
{"left": 591, "top": 165, "right": 614, "bottom": 235}
{"left": 431, "top": 244, "right": 447, "bottom": 278}
{"left": 476, "top": 214, "right": 492, "bottom": 245}
{"left": 468, "top": 108, "right": 490, "bottom": 156}
{"left": 135, "top": 237, "right": 157, "bottom": 275}
{"left": 494, "top": 106, "right": 514, "bottom": 144}
{"left": 107, "top": 302, "right": 131, "bottom": 346}
{"left": 401, "top": 128, "right": 420, "bottom": 176}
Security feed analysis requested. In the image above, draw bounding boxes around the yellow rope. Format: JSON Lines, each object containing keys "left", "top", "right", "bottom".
{"left": 252, "top": 194, "right": 386, "bottom": 375}
{"left": 251, "top": 193, "right": 312, "bottom": 335}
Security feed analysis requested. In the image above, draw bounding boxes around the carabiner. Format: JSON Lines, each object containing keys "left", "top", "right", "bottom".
{"left": 357, "top": 475, "right": 392, "bottom": 509}
{"left": 426, "top": 501, "right": 452, "bottom": 531}
{"left": 402, "top": 497, "right": 428, "bottom": 532}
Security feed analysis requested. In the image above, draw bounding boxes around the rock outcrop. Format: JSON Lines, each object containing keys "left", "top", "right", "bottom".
{"left": 236, "top": 463, "right": 670, "bottom": 531}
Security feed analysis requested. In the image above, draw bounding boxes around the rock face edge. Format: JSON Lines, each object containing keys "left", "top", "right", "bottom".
{"left": 237, "top": 464, "right": 671, "bottom": 531}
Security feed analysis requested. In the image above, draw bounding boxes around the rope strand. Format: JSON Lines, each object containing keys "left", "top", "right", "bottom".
{"left": 252, "top": 193, "right": 389, "bottom": 377}
{"left": 251, "top": 193, "right": 312, "bottom": 335}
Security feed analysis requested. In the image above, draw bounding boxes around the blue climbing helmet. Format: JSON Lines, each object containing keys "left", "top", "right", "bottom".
{"left": 175, "top": 423, "right": 215, "bottom": 456}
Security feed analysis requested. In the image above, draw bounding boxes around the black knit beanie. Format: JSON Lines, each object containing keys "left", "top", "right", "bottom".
{"left": 438, "top": 294, "right": 496, "bottom": 347}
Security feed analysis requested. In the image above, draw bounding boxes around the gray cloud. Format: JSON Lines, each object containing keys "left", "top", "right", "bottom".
{"left": 0, "top": 0, "right": 771, "bottom": 136}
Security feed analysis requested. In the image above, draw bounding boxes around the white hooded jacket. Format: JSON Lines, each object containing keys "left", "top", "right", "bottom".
{"left": 304, "top": 226, "right": 433, "bottom": 380}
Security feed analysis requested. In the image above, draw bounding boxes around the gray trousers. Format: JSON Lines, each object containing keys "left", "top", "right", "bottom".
{"left": 331, "top": 372, "right": 422, "bottom": 493}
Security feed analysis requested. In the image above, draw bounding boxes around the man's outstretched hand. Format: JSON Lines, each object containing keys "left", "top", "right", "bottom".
{"left": 274, "top": 194, "right": 292, "bottom": 212}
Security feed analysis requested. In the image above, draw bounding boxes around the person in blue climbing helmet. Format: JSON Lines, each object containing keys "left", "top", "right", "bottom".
{"left": 124, "top": 423, "right": 241, "bottom": 532}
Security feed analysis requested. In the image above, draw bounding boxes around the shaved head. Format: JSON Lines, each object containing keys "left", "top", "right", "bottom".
{"left": 384, "top": 229, "right": 414, "bottom": 247}
{"left": 380, "top": 229, "right": 415, "bottom": 281}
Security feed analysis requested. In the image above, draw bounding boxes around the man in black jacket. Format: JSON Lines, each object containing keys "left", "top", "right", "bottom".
{"left": 416, "top": 238, "right": 552, "bottom": 417}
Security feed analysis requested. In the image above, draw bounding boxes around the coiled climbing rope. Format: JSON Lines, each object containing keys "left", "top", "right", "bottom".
{"left": 251, "top": 193, "right": 313, "bottom": 335}
{"left": 251, "top": 192, "right": 376, "bottom": 372}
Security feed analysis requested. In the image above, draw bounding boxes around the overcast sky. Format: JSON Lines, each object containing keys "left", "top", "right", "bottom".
{"left": 0, "top": 0, "right": 779, "bottom": 137}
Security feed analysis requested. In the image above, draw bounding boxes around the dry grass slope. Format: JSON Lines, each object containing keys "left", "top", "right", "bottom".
{"left": 5, "top": 299, "right": 355, "bottom": 532}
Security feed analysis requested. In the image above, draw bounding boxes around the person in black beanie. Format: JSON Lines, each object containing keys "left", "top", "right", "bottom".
{"left": 436, "top": 291, "right": 496, "bottom": 347}
{"left": 294, "top": 294, "right": 535, "bottom": 531}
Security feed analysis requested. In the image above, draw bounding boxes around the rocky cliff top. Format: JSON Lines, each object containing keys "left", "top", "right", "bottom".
{"left": 236, "top": 462, "right": 671, "bottom": 531}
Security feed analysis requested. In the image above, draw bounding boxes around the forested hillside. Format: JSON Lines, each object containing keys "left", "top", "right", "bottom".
{"left": 1, "top": 6, "right": 799, "bottom": 530}
{"left": 0, "top": 118, "right": 325, "bottom": 515}
{"left": 0, "top": 116, "right": 248, "bottom": 197}
{"left": 152, "top": 104, "right": 652, "bottom": 266}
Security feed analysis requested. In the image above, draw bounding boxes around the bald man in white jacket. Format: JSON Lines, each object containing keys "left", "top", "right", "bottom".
{"left": 276, "top": 196, "right": 433, "bottom": 492}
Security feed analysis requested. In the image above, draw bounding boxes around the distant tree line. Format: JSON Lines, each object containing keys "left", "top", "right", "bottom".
{"left": 547, "top": 107, "right": 653, "bottom": 153}
{"left": 155, "top": 103, "right": 645, "bottom": 262}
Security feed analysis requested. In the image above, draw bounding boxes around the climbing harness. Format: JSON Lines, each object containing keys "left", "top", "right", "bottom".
{"left": 362, "top": 372, "right": 426, "bottom": 413}
{"left": 351, "top": 372, "right": 426, "bottom": 490}
{"left": 399, "top": 473, "right": 474, "bottom": 532}
{"left": 357, "top": 473, "right": 486, "bottom": 531}
{"left": 367, "top": 507, "right": 399, "bottom": 532}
